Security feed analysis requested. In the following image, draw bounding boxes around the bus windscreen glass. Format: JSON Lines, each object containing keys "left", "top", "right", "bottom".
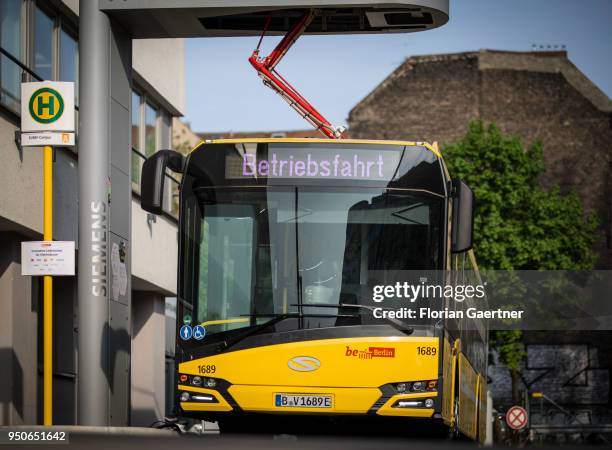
{"left": 184, "top": 186, "right": 443, "bottom": 336}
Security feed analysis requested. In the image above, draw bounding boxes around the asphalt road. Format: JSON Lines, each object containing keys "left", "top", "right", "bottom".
{"left": 6, "top": 433, "right": 480, "bottom": 450}
{"left": 3, "top": 425, "right": 604, "bottom": 449}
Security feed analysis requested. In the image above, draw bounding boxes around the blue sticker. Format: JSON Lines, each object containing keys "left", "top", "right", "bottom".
{"left": 179, "top": 325, "right": 193, "bottom": 340}
{"left": 193, "top": 325, "right": 206, "bottom": 340}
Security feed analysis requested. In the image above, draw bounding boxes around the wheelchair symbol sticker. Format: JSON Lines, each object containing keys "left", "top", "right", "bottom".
{"left": 179, "top": 325, "right": 192, "bottom": 340}
{"left": 193, "top": 325, "right": 206, "bottom": 340}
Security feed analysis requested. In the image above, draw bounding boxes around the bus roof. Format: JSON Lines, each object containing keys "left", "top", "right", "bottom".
{"left": 193, "top": 138, "right": 442, "bottom": 158}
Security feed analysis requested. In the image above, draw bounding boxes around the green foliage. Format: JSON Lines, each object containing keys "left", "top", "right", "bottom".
{"left": 490, "top": 330, "right": 525, "bottom": 371}
{"left": 443, "top": 121, "right": 598, "bottom": 369}
{"left": 443, "top": 121, "right": 598, "bottom": 271}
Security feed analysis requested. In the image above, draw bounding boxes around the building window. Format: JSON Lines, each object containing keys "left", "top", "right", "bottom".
{"left": 131, "top": 91, "right": 142, "bottom": 184}
{"left": 0, "top": 0, "right": 23, "bottom": 113}
{"left": 33, "top": 6, "right": 53, "bottom": 81}
{"left": 59, "top": 27, "right": 78, "bottom": 101}
{"left": 0, "top": 1, "right": 79, "bottom": 115}
{"left": 131, "top": 94, "right": 162, "bottom": 187}
{"left": 144, "top": 102, "right": 158, "bottom": 157}
{"left": 130, "top": 90, "right": 175, "bottom": 216}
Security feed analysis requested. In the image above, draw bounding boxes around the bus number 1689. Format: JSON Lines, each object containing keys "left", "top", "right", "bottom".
{"left": 198, "top": 365, "right": 216, "bottom": 374}
{"left": 417, "top": 347, "right": 436, "bottom": 356}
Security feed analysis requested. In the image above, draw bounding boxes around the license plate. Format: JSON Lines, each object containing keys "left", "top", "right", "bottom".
{"left": 275, "top": 394, "right": 333, "bottom": 409}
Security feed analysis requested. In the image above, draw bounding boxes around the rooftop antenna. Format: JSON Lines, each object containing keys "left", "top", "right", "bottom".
{"left": 532, "top": 44, "right": 566, "bottom": 51}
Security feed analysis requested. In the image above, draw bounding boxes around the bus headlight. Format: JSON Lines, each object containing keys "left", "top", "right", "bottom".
{"left": 395, "top": 400, "right": 423, "bottom": 408}
{"left": 392, "top": 380, "right": 438, "bottom": 393}
{"left": 412, "top": 381, "right": 425, "bottom": 391}
{"left": 392, "top": 398, "right": 435, "bottom": 409}
{"left": 178, "top": 391, "right": 219, "bottom": 403}
{"left": 395, "top": 383, "right": 407, "bottom": 393}
{"left": 178, "top": 373, "right": 219, "bottom": 389}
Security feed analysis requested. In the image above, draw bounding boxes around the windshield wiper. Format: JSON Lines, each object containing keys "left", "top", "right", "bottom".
{"left": 293, "top": 303, "right": 414, "bottom": 335}
{"left": 219, "top": 314, "right": 290, "bottom": 352}
{"left": 220, "top": 312, "right": 360, "bottom": 352}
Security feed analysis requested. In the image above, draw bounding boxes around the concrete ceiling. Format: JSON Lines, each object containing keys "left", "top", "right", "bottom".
{"left": 99, "top": 0, "right": 449, "bottom": 38}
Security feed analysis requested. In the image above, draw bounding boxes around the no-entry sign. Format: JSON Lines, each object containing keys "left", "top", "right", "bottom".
{"left": 506, "top": 405, "right": 528, "bottom": 430}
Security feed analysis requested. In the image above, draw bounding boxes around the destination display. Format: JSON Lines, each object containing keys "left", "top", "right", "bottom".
{"left": 225, "top": 146, "right": 405, "bottom": 181}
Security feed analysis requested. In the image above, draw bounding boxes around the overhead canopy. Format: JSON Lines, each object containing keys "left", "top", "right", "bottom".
{"left": 99, "top": 0, "right": 449, "bottom": 38}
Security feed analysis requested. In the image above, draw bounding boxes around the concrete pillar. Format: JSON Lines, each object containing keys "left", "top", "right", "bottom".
{"left": 78, "top": 0, "right": 132, "bottom": 425}
{"left": 130, "top": 292, "right": 166, "bottom": 426}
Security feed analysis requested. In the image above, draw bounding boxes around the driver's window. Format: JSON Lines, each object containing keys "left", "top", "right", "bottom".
{"left": 197, "top": 204, "right": 254, "bottom": 330}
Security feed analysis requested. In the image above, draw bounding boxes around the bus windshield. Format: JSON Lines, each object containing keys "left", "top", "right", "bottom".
{"left": 183, "top": 186, "right": 444, "bottom": 336}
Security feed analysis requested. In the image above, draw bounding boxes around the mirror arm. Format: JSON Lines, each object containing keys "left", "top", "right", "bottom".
{"left": 165, "top": 150, "right": 186, "bottom": 174}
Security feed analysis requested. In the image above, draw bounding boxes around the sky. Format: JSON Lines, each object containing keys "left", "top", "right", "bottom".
{"left": 184, "top": 0, "right": 612, "bottom": 133}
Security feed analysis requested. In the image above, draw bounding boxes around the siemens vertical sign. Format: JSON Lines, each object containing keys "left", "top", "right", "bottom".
{"left": 90, "top": 201, "right": 108, "bottom": 297}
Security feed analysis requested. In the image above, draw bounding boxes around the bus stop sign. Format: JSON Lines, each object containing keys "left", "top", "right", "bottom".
{"left": 21, "top": 81, "right": 75, "bottom": 132}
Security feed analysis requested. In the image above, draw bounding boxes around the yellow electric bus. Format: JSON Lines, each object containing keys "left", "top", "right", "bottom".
{"left": 140, "top": 139, "right": 488, "bottom": 441}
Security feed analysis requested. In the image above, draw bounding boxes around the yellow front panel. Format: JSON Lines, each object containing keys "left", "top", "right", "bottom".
{"left": 441, "top": 335, "right": 454, "bottom": 424}
{"left": 179, "top": 336, "right": 439, "bottom": 415}
{"left": 478, "top": 376, "right": 487, "bottom": 444}
{"left": 180, "top": 337, "right": 439, "bottom": 388}
{"left": 179, "top": 386, "right": 233, "bottom": 412}
{"left": 376, "top": 408, "right": 434, "bottom": 418}
{"left": 376, "top": 392, "right": 437, "bottom": 417}
{"left": 458, "top": 353, "right": 478, "bottom": 440}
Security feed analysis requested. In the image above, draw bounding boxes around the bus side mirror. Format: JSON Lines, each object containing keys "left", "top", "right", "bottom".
{"left": 141, "top": 150, "right": 185, "bottom": 215}
{"left": 451, "top": 179, "right": 475, "bottom": 253}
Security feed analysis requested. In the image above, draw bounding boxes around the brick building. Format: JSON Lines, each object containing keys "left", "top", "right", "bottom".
{"left": 348, "top": 50, "right": 612, "bottom": 268}
{"left": 349, "top": 50, "right": 612, "bottom": 441}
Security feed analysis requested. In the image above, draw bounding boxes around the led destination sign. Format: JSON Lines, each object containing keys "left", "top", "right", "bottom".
{"left": 225, "top": 146, "right": 405, "bottom": 181}
{"left": 244, "top": 153, "right": 385, "bottom": 178}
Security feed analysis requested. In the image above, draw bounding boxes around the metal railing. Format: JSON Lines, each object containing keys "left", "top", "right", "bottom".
{"left": 0, "top": 46, "right": 79, "bottom": 112}
{"left": 1, "top": 46, "right": 43, "bottom": 81}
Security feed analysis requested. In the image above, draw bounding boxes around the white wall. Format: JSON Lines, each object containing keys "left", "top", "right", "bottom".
{"left": 133, "top": 39, "right": 186, "bottom": 115}
{"left": 0, "top": 120, "right": 43, "bottom": 235}
{"left": 131, "top": 198, "right": 177, "bottom": 295}
{"left": 58, "top": 2, "right": 185, "bottom": 116}
{"left": 60, "top": 0, "right": 78, "bottom": 14}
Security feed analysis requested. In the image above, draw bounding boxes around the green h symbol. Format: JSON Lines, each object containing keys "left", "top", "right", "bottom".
{"left": 37, "top": 94, "right": 55, "bottom": 116}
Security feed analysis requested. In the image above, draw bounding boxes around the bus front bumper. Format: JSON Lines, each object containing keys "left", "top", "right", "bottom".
{"left": 178, "top": 384, "right": 437, "bottom": 418}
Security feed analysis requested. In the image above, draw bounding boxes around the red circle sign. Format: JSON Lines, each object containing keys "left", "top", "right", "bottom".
{"left": 506, "top": 405, "right": 528, "bottom": 430}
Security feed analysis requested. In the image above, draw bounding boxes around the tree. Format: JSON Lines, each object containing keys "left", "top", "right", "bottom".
{"left": 442, "top": 121, "right": 598, "bottom": 402}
